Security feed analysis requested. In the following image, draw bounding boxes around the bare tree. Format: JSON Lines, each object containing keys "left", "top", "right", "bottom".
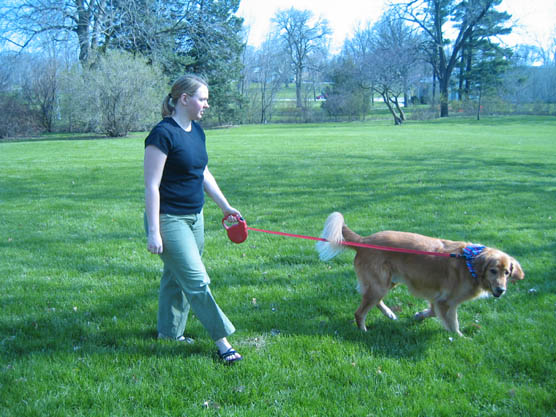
{"left": 533, "top": 27, "right": 556, "bottom": 66}
{"left": 342, "top": 15, "right": 424, "bottom": 124}
{"left": 255, "top": 35, "right": 288, "bottom": 123}
{"left": 25, "top": 57, "right": 59, "bottom": 132}
{"left": 0, "top": 0, "right": 112, "bottom": 63}
{"left": 0, "top": 0, "right": 212, "bottom": 66}
{"left": 272, "top": 8, "right": 331, "bottom": 108}
{"left": 373, "top": 15, "right": 423, "bottom": 122}
{"left": 305, "top": 45, "right": 329, "bottom": 102}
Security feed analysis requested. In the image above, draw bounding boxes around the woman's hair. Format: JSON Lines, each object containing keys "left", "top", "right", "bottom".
{"left": 161, "top": 74, "right": 208, "bottom": 118}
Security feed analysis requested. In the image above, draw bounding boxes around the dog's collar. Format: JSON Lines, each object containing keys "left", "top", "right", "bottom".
{"left": 462, "top": 245, "right": 486, "bottom": 278}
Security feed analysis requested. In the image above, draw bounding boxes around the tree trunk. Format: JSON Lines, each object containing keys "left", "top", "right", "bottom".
{"left": 295, "top": 75, "right": 303, "bottom": 108}
{"left": 382, "top": 92, "right": 402, "bottom": 125}
{"left": 393, "top": 96, "right": 406, "bottom": 121}
{"left": 260, "top": 86, "right": 267, "bottom": 123}
{"left": 75, "top": 0, "right": 92, "bottom": 63}
{"left": 439, "top": 76, "right": 449, "bottom": 117}
{"left": 464, "top": 43, "right": 473, "bottom": 98}
{"left": 476, "top": 86, "right": 482, "bottom": 121}
{"left": 293, "top": 61, "right": 303, "bottom": 108}
{"left": 458, "top": 52, "right": 465, "bottom": 101}
{"left": 432, "top": 70, "right": 437, "bottom": 105}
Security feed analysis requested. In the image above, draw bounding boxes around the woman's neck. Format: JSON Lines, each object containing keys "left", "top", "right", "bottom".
{"left": 171, "top": 112, "right": 192, "bottom": 132}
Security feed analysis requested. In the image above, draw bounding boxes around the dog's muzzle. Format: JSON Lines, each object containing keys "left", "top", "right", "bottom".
{"left": 492, "top": 287, "right": 506, "bottom": 297}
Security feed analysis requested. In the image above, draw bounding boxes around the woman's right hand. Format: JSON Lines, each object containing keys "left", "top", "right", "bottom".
{"left": 147, "top": 232, "right": 163, "bottom": 254}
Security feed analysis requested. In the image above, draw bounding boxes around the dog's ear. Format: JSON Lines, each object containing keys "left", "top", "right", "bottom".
{"left": 509, "top": 258, "right": 524, "bottom": 282}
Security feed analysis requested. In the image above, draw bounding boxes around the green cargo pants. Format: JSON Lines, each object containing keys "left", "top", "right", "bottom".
{"left": 148, "top": 212, "right": 236, "bottom": 341}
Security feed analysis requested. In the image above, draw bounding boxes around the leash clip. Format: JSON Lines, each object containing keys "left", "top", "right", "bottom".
{"left": 222, "top": 214, "right": 248, "bottom": 244}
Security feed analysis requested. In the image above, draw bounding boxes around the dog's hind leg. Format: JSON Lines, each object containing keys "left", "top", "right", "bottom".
{"left": 355, "top": 290, "right": 384, "bottom": 331}
{"left": 354, "top": 273, "right": 391, "bottom": 331}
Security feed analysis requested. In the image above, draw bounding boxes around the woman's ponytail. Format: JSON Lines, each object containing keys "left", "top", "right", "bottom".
{"left": 161, "top": 93, "right": 175, "bottom": 118}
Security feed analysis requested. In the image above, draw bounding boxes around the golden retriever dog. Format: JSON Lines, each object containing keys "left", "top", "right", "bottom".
{"left": 316, "top": 212, "right": 524, "bottom": 336}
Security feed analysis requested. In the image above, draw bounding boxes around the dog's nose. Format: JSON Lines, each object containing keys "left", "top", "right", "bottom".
{"left": 493, "top": 287, "right": 506, "bottom": 297}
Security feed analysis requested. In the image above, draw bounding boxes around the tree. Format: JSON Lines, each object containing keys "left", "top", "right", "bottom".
{"left": 272, "top": 8, "right": 331, "bottom": 108}
{"left": 340, "top": 15, "right": 424, "bottom": 124}
{"left": 467, "top": 46, "right": 511, "bottom": 119}
{"left": 370, "top": 15, "right": 424, "bottom": 124}
{"left": 1, "top": 0, "right": 246, "bottom": 126}
{"left": 455, "top": 5, "right": 511, "bottom": 100}
{"left": 23, "top": 48, "right": 62, "bottom": 133}
{"left": 396, "top": 0, "right": 511, "bottom": 117}
{"left": 0, "top": 0, "right": 113, "bottom": 63}
{"left": 182, "top": 0, "right": 245, "bottom": 125}
{"left": 322, "top": 56, "right": 371, "bottom": 121}
{"left": 254, "top": 35, "right": 289, "bottom": 123}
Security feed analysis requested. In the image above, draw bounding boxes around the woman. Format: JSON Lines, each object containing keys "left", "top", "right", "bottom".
{"left": 144, "top": 74, "right": 242, "bottom": 364}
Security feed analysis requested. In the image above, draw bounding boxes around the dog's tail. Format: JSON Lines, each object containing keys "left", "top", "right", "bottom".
{"left": 316, "top": 212, "right": 362, "bottom": 261}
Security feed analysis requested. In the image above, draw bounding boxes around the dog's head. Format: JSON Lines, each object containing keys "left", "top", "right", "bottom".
{"left": 474, "top": 248, "right": 524, "bottom": 297}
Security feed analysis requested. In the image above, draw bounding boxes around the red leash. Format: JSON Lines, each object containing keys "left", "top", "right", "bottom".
{"left": 223, "top": 215, "right": 462, "bottom": 259}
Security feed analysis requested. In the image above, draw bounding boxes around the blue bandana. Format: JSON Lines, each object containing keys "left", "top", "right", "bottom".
{"left": 462, "top": 245, "right": 486, "bottom": 278}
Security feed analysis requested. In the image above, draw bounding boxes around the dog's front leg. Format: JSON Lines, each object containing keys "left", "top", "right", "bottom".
{"left": 435, "top": 302, "right": 463, "bottom": 336}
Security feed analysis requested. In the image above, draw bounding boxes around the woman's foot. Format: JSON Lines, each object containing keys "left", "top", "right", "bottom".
{"left": 215, "top": 337, "right": 242, "bottom": 364}
{"left": 158, "top": 333, "right": 195, "bottom": 344}
{"left": 218, "top": 347, "right": 242, "bottom": 364}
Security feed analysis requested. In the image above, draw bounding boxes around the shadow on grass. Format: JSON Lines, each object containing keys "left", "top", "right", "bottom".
{"left": 210, "top": 256, "right": 440, "bottom": 360}
{"left": 0, "top": 236, "right": 540, "bottom": 365}
{"left": 0, "top": 134, "right": 111, "bottom": 143}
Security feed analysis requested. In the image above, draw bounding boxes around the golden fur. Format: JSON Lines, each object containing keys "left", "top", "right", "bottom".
{"left": 316, "top": 212, "right": 524, "bottom": 336}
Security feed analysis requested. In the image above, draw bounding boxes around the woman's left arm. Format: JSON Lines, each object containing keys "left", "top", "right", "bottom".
{"left": 203, "top": 166, "right": 241, "bottom": 218}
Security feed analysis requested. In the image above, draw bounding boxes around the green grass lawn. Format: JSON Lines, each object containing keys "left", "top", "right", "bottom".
{"left": 1, "top": 116, "right": 555, "bottom": 416}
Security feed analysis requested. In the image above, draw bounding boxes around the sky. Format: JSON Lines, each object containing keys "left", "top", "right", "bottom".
{"left": 237, "top": 0, "right": 556, "bottom": 53}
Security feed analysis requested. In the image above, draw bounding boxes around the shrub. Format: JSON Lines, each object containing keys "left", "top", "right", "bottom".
{"left": 0, "top": 93, "right": 42, "bottom": 138}
{"left": 58, "top": 65, "right": 98, "bottom": 133}
{"left": 87, "top": 51, "right": 167, "bottom": 137}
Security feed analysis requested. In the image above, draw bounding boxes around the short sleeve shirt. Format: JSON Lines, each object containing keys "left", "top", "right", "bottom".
{"left": 145, "top": 118, "right": 208, "bottom": 214}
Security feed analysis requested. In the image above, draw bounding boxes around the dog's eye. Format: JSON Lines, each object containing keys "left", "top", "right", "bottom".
{"left": 489, "top": 269, "right": 498, "bottom": 275}
{"left": 504, "top": 270, "right": 510, "bottom": 276}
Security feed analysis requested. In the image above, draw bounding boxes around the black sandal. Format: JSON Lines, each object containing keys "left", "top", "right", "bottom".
{"left": 218, "top": 348, "right": 243, "bottom": 364}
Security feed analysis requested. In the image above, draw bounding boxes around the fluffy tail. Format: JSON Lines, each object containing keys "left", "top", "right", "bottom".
{"left": 316, "top": 212, "right": 351, "bottom": 261}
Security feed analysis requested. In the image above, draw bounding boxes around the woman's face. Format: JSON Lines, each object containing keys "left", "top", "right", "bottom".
{"left": 183, "top": 85, "right": 209, "bottom": 120}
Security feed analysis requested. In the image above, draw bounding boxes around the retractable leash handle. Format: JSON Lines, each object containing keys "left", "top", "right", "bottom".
{"left": 222, "top": 214, "right": 248, "bottom": 244}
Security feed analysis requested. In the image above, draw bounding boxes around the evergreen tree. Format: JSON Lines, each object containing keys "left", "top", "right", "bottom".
{"left": 397, "top": 0, "right": 511, "bottom": 117}
{"left": 455, "top": 4, "right": 512, "bottom": 100}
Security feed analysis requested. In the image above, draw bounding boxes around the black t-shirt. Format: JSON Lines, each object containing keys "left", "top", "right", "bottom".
{"left": 145, "top": 118, "right": 208, "bottom": 214}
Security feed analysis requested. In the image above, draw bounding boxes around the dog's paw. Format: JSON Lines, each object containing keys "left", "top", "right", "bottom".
{"left": 384, "top": 310, "right": 398, "bottom": 320}
{"left": 378, "top": 302, "right": 398, "bottom": 320}
{"left": 354, "top": 318, "right": 367, "bottom": 332}
{"left": 414, "top": 310, "right": 431, "bottom": 321}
